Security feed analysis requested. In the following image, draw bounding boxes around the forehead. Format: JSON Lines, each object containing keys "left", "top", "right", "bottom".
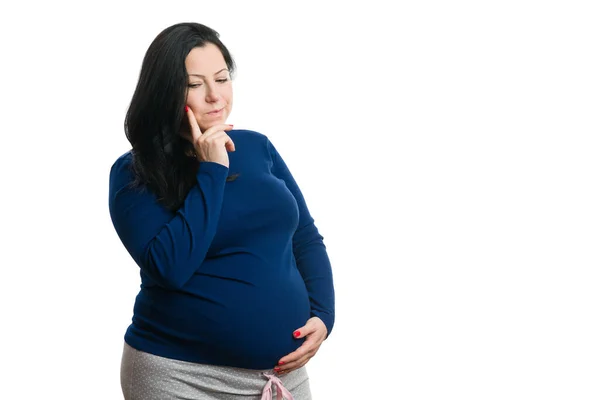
{"left": 185, "top": 43, "right": 227, "bottom": 74}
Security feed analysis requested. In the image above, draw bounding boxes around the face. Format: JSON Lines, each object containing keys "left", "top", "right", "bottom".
{"left": 185, "top": 44, "right": 233, "bottom": 132}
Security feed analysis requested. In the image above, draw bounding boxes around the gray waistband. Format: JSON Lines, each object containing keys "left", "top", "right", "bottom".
{"left": 120, "top": 342, "right": 312, "bottom": 399}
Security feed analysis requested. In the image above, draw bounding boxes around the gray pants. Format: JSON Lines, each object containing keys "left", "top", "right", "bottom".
{"left": 120, "top": 342, "right": 312, "bottom": 399}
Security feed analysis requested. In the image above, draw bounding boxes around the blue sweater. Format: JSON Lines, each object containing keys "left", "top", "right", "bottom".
{"left": 108, "top": 129, "right": 334, "bottom": 370}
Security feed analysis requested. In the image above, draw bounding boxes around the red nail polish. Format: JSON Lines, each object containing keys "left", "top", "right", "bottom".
{"left": 278, "top": 361, "right": 285, "bottom": 365}
{"left": 294, "top": 331, "right": 301, "bottom": 338}
{"left": 274, "top": 367, "right": 280, "bottom": 371}
{"left": 185, "top": 106, "right": 189, "bottom": 112}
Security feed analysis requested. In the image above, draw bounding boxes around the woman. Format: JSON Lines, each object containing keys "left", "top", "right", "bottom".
{"left": 108, "top": 22, "right": 335, "bottom": 399}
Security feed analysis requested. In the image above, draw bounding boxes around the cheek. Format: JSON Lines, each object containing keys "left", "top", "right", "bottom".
{"left": 223, "top": 86, "right": 233, "bottom": 103}
{"left": 186, "top": 94, "right": 202, "bottom": 109}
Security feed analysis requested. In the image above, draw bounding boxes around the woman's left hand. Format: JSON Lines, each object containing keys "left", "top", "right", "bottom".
{"left": 275, "top": 316, "right": 328, "bottom": 375}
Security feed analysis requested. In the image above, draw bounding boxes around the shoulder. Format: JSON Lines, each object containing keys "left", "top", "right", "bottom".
{"left": 109, "top": 150, "right": 136, "bottom": 194}
{"left": 228, "top": 129, "right": 275, "bottom": 156}
{"left": 110, "top": 150, "right": 134, "bottom": 178}
{"left": 228, "top": 128, "right": 269, "bottom": 144}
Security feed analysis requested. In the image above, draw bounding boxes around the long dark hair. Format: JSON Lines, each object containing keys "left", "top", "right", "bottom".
{"left": 125, "top": 22, "right": 236, "bottom": 211}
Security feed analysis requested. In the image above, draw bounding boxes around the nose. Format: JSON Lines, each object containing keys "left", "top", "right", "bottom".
{"left": 205, "top": 84, "right": 221, "bottom": 103}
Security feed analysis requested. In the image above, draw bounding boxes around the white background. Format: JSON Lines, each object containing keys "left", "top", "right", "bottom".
{"left": 1, "top": 1, "right": 599, "bottom": 399}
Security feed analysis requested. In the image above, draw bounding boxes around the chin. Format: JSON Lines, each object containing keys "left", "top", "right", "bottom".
{"left": 200, "top": 122, "right": 221, "bottom": 132}
{"left": 205, "top": 118, "right": 228, "bottom": 129}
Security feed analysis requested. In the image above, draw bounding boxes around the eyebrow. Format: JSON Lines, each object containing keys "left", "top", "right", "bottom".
{"left": 188, "top": 68, "right": 229, "bottom": 78}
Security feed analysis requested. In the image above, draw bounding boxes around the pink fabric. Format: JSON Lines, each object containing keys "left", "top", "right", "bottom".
{"left": 261, "top": 373, "right": 294, "bottom": 400}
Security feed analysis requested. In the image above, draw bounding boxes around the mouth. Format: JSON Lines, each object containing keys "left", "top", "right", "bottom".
{"left": 207, "top": 107, "right": 224, "bottom": 116}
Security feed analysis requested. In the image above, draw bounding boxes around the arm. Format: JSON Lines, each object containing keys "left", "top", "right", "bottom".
{"left": 267, "top": 139, "right": 335, "bottom": 337}
{"left": 108, "top": 156, "right": 229, "bottom": 289}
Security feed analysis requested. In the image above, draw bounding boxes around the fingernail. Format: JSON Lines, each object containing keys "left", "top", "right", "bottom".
{"left": 185, "top": 106, "right": 189, "bottom": 112}
{"left": 294, "top": 331, "right": 301, "bottom": 338}
{"left": 274, "top": 367, "right": 280, "bottom": 371}
{"left": 278, "top": 361, "right": 285, "bottom": 365}
{"left": 228, "top": 124, "right": 234, "bottom": 127}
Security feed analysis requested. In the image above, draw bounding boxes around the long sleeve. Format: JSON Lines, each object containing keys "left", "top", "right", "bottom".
{"left": 108, "top": 155, "right": 229, "bottom": 290}
{"left": 267, "top": 139, "right": 336, "bottom": 337}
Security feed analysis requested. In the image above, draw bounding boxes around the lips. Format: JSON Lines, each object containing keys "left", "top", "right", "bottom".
{"left": 207, "top": 107, "right": 223, "bottom": 115}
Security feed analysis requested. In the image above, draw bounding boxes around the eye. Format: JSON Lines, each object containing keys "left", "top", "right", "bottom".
{"left": 188, "top": 83, "right": 202, "bottom": 88}
{"left": 216, "top": 78, "right": 229, "bottom": 83}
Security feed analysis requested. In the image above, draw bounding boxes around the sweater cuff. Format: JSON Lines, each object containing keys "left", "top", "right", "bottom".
{"left": 311, "top": 310, "right": 334, "bottom": 339}
{"left": 197, "top": 161, "right": 229, "bottom": 177}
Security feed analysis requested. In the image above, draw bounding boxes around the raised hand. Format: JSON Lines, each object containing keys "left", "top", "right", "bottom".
{"left": 184, "top": 105, "right": 235, "bottom": 167}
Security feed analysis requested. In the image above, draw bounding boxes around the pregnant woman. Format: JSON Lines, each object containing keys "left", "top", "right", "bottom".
{"left": 108, "top": 22, "right": 335, "bottom": 400}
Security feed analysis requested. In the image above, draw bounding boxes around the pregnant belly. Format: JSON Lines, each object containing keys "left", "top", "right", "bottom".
{"left": 134, "top": 269, "right": 311, "bottom": 369}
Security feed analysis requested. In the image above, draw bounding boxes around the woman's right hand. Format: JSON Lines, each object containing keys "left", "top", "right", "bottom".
{"left": 185, "top": 105, "right": 235, "bottom": 168}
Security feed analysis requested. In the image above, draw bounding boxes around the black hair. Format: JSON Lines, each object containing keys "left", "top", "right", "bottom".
{"left": 124, "top": 22, "right": 236, "bottom": 211}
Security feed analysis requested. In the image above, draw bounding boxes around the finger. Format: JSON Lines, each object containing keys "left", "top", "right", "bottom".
{"left": 200, "top": 128, "right": 235, "bottom": 153}
{"left": 292, "top": 318, "right": 320, "bottom": 340}
{"left": 225, "top": 137, "right": 235, "bottom": 152}
{"left": 277, "top": 352, "right": 315, "bottom": 374}
{"left": 220, "top": 131, "right": 235, "bottom": 152}
{"left": 201, "top": 123, "right": 234, "bottom": 138}
{"left": 185, "top": 105, "right": 203, "bottom": 141}
{"left": 279, "top": 350, "right": 314, "bottom": 369}
{"left": 278, "top": 359, "right": 310, "bottom": 375}
{"left": 293, "top": 327, "right": 306, "bottom": 339}
{"left": 202, "top": 131, "right": 235, "bottom": 152}
{"left": 300, "top": 319, "right": 327, "bottom": 343}
{"left": 290, "top": 359, "right": 310, "bottom": 374}
{"left": 277, "top": 340, "right": 317, "bottom": 367}
{"left": 293, "top": 317, "right": 325, "bottom": 339}
{"left": 277, "top": 336, "right": 325, "bottom": 370}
